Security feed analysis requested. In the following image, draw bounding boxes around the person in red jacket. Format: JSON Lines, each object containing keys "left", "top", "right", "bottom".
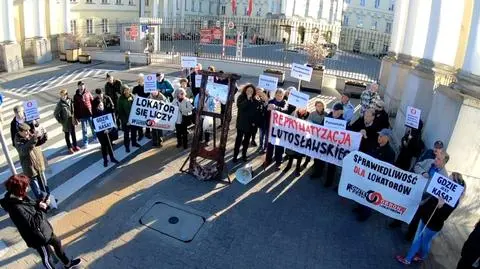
{"left": 73, "top": 81, "right": 97, "bottom": 148}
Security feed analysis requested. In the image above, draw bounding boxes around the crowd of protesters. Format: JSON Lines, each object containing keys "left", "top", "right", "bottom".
{"left": 2, "top": 64, "right": 477, "bottom": 269}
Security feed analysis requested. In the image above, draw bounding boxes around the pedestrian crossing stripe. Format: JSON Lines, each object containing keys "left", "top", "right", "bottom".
{"left": 2, "top": 68, "right": 114, "bottom": 97}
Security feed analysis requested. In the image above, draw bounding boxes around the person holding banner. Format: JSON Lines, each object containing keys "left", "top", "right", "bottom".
{"left": 396, "top": 172, "right": 465, "bottom": 265}
{"left": 133, "top": 74, "right": 151, "bottom": 140}
{"left": 307, "top": 100, "right": 327, "bottom": 178}
{"left": 349, "top": 109, "right": 380, "bottom": 153}
{"left": 54, "top": 89, "right": 80, "bottom": 154}
{"left": 284, "top": 87, "right": 297, "bottom": 115}
{"left": 172, "top": 88, "right": 194, "bottom": 149}
{"left": 255, "top": 88, "right": 270, "bottom": 153}
{"left": 118, "top": 86, "right": 140, "bottom": 153}
{"left": 457, "top": 219, "right": 480, "bottom": 269}
{"left": 93, "top": 100, "right": 119, "bottom": 167}
{"left": 233, "top": 84, "right": 259, "bottom": 162}
{"left": 284, "top": 108, "right": 310, "bottom": 176}
{"left": 264, "top": 88, "right": 288, "bottom": 170}
{"left": 156, "top": 73, "right": 175, "bottom": 102}
{"left": 149, "top": 90, "right": 168, "bottom": 147}
{"left": 332, "top": 93, "right": 355, "bottom": 123}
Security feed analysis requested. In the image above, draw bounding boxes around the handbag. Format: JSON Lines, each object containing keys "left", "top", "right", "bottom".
{"left": 109, "top": 127, "right": 119, "bottom": 141}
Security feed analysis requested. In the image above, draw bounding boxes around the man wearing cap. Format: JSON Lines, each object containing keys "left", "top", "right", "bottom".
{"left": 374, "top": 99, "right": 390, "bottom": 130}
{"left": 360, "top": 83, "right": 381, "bottom": 115}
{"left": 355, "top": 128, "right": 396, "bottom": 222}
{"left": 156, "top": 73, "right": 174, "bottom": 102}
{"left": 14, "top": 123, "right": 48, "bottom": 200}
{"left": 417, "top": 140, "right": 444, "bottom": 163}
{"left": 105, "top": 74, "right": 123, "bottom": 126}
{"left": 73, "top": 81, "right": 96, "bottom": 148}
{"left": 333, "top": 93, "right": 355, "bottom": 123}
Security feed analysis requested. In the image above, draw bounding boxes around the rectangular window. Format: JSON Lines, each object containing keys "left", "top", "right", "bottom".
{"left": 70, "top": 20, "right": 77, "bottom": 35}
{"left": 343, "top": 15, "right": 349, "bottom": 26}
{"left": 357, "top": 17, "right": 363, "bottom": 28}
{"left": 101, "top": 0, "right": 108, "bottom": 4}
{"left": 145, "top": 0, "right": 149, "bottom": 6}
{"left": 383, "top": 43, "right": 389, "bottom": 52}
{"left": 221, "top": 5, "right": 226, "bottom": 15}
{"left": 185, "top": 0, "right": 187, "bottom": 11}
{"left": 389, "top": 0, "right": 395, "bottom": 11}
{"left": 102, "top": 19, "right": 108, "bottom": 33}
{"left": 368, "top": 41, "right": 375, "bottom": 50}
{"left": 115, "top": 0, "right": 121, "bottom": 4}
{"left": 86, "top": 19, "right": 93, "bottom": 34}
{"left": 177, "top": 0, "right": 180, "bottom": 10}
{"left": 371, "top": 21, "right": 378, "bottom": 31}
{"left": 86, "top": 0, "right": 93, "bottom": 3}
{"left": 375, "top": 0, "right": 380, "bottom": 8}
{"left": 191, "top": 0, "right": 195, "bottom": 11}
{"left": 129, "top": 0, "right": 134, "bottom": 5}
{"left": 360, "top": 0, "right": 366, "bottom": 6}
{"left": 199, "top": 1, "right": 202, "bottom": 12}
{"left": 385, "top": 22, "right": 392, "bottom": 33}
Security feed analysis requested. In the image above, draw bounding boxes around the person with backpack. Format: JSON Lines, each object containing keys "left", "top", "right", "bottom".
{"left": 0, "top": 174, "right": 81, "bottom": 269}
{"left": 54, "top": 89, "right": 80, "bottom": 154}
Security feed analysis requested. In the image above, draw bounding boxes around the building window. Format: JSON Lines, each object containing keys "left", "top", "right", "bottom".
{"left": 383, "top": 43, "right": 389, "bottom": 52}
{"left": 360, "top": 0, "right": 366, "bottom": 7}
{"left": 145, "top": 0, "right": 149, "bottom": 6}
{"left": 357, "top": 17, "right": 363, "bottom": 28}
{"left": 115, "top": 0, "right": 121, "bottom": 4}
{"left": 86, "top": 19, "right": 93, "bottom": 34}
{"left": 191, "top": 0, "right": 195, "bottom": 11}
{"left": 101, "top": 0, "right": 108, "bottom": 4}
{"left": 389, "top": 0, "right": 395, "bottom": 11}
{"left": 343, "top": 15, "right": 349, "bottom": 26}
{"left": 375, "top": 0, "right": 380, "bottom": 8}
{"left": 184, "top": 0, "right": 187, "bottom": 11}
{"left": 177, "top": 0, "right": 179, "bottom": 10}
{"left": 368, "top": 41, "right": 375, "bottom": 50}
{"left": 70, "top": 20, "right": 77, "bottom": 35}
{"left": 102, "top": 19, "right": 108, "bottom": 33}
{"left": 385, "top": 22, "right": 392, "bottom": 33}
{"left": 221, "top": 5, "right": 226, "bottom": 15}
{"left": 86, "top": 0, "right": 93, "bottom": 3}
{"left": 129, "top": 0, "right": 134, "bottom": 5}
{"left": 244, "top": 6, "right": 247, "bottom": 15}
{"left": 199, "top": 1, "right": 202, "bottom": 12}
{"left": 371, "top": 21, "right": 378, "bottom": 31}
{"left": 70, "top": 0, "right": 78, "bottom": 3}
{"left": 344, "top": 0, "right": 350, "bottom": 3}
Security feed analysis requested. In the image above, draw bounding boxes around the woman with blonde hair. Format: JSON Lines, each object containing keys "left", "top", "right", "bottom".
{"left": 54, "top": 89, "right": 79, "bottom": 154}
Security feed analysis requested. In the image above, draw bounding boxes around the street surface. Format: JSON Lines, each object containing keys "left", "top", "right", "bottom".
{"left": 0, "top": 61, "right": 460, "bottom": 269}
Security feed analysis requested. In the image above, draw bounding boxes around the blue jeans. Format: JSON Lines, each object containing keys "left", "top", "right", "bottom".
{"left": 80, "top": 117, "right": 96, "bottom": 145}
{"left": 406, "top": 220, "right": 438, "bottom": 262}
{"left": 30, "top": 173, "right": 48, "bottom": 200}
{"left": 259, "top": 126, "right": 268, "bottom": 149}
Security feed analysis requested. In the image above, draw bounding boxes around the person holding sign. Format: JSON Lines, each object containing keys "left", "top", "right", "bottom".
{"left": 233, "top": 84, "right": 260, "bottom": 162}
{"left": 54, "top": 89, "right": 80, "bottom": 154}
{"left": 284, "top": 108, "right": 310, "bottom": 176}
{"left": 395, "top": 120, "right": 425, "bottom": 171}
{"left": 149, "top": 90, "right": 168, "bottom": 147}
{"left": 349, "top": 109, "right": 381, "bottom": 153}
{"left": 133, "top": 74, "right": 151, "bottom": 140}
{"left": 264, "top": 88, "right": 288, "bottom": 170}
{"left": 105, "top": 74, "right": 123, "bottom": 126}
{"left": 10, "top": 105, "right": 39, "bottom": 147}
{"left": 396, "top": 172, "right": 465, "bottom": 265}
{"left": 307, "top": 100, "right": 327, "bottom": 178}
{"left": 156, "top": 73, "right": 175, "bottom": 102}
{"left": 93, "top": 100, "right": 119, "bottom": 167}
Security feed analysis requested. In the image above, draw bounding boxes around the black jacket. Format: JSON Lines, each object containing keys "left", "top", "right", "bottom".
{"left": 375, "top": 109, "right": 390, "bottom": 130}
{"left": 350, "top": 118, "right": 382, "bottom": 153}
{"left": 93, "top": 95, "right": 115, "bottom": 115}
{"left": 461, "top": 221, "right": 480, "bottom": 262}
{"left": 0, "top": 193, "right": 53, "bottom": 248}
{"left": 132, "top": 84, "right": 149, "bottom": 98}
{"left": 236, "top": 94, "right": 260, "bottom": 133}
{"left": 369, "top": 141, "right": 396, "bottom": 165}
{"left": 10, "top": 119, "right": 36, "bottom": 147}
{"left": 419, "top": 196, "right": 459, "bottom": 232}
{"left": 104, "top": 79, "right": 122, "bottom": 108}
{"left": 189, "top": 72, "right": 201, "bottom": 97}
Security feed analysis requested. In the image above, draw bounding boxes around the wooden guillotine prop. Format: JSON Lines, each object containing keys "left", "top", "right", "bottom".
{"left": 180, "top": 70, "right": 241, "bottom": 182}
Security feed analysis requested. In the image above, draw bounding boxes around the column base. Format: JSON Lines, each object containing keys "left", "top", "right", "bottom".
{"left": 378, "top": 56, "right": 395, "bottom": 90}
{"left": 0, "top": 42, "right": 24, "bottom": 72}
{"left": 23, "top": 37, "right": 53, "bottom": 65}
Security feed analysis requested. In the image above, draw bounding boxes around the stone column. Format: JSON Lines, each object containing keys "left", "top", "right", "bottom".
{"left": 139, "top": 0, "right": 146, "bottom": 17}
{"left": 23, "top": 0, "right": 53, "bottom": 64}
{"left": 391, "top": 0, "right": 464, "bottom": 143}
{"left": 57, "top": 0, "right": 72, "bottom": 54}
{"left": 389, "top": 0, "right": 409, "bottom": 56}
{"left": 63, "top": 0, "right": 71, "bottom": 33}
{"left": 152, "top": 0, "right": 159, "bottom": 17}
{"left": 0, "top": 0, "right": 24, "bottom": 72}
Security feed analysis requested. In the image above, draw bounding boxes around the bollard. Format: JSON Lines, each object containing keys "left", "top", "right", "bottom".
{"left": 125, "top": 50, "right": 131, "bottom": 69}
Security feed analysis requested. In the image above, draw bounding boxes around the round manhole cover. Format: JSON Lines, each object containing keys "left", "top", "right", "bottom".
{"left": 168, "top": 216, "right": 179, "bottom": 224}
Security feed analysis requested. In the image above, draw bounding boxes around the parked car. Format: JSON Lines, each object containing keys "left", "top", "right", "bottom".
{"left": 104, "top": 34, "right": 120, "bottom": 46}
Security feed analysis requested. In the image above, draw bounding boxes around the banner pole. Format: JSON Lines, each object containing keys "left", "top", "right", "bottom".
{"left": 418, "top": 203, "right": 439, "bottom": 236}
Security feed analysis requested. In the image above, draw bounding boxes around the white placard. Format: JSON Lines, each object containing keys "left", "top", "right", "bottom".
{"left": 206, "top": 82, "right": 229, "bottom": 104}
{"left": 426, "top": 173, "right": 465, "bottom": 208}
{"left": 258, "top": 75, "right": 278, "bottom": 92}
{"left": 287, "top": 90, "right": 309, "bottom": 108}
{"left": 405, "top": 106, "right": 421, "bottom": 129}
{"left": 324, "top": 117, "right": 347, "bottom": 130}
{"left": 144, "top": 73, "right": 157, "bottom": 93}
{"left": 207, "top": 76, "right": 215, "bottom": 84}
{"left": 291, "top": 63, "right": 313, "bottom": 82}
{"left": 93, "top": 113, "right": 116, "bottom": 132}
{"left": 128, "top": 96, "right": 178, "bottom": 130}
{"left": 181, "top": 56, "right": 197, "bottom": 68}
{"left": 195, "top": 75, "right": 202, "bottom": 87}
{"left": 24, "top": 100, "right": 40, "bottom": 122}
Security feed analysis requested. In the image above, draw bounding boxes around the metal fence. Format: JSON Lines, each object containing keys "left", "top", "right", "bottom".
{"left": 79, "top": 16, "right": 391, "bottom": 83}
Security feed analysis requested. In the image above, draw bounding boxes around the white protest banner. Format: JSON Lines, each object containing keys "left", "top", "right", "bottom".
{"left": 24, "top": 100, "right": 40, "bottom": 122}
{"left": 405, "top": 106, "right": 421, "bottom": 129}
{"left": 144, "top": 73, "right": 157, "bottom": 93}
{"left": 258, "top": 75, "right": 278, "bottom": 92}
{"left": 287, "top": 90, "right": 309, "bottom": 108}
{"left": 128, "top": 96, "right": 178, "bottom": 130}
{"left": 338, "top": 151, "right": 428, "bottom": 223}
{"left": 206, "top": 82, "right": 228, "bottom": 104}
{"left": 291, "top": 63, "right": 313, "bottom": 82}
{"left": 269, "top": 110, "right": 362, "bottom": 166}
{"left": 181, "top": 56, "right": 197, "bottom": 68}
{"left": 324, "top": 117, "right": 347, "bottom": 130}
{"left": 426, "top": 173, "right": 464, "bottom": 207}
{"left": 195, "top": 75, "right": 202, "bottom": 87}
{"left": 93, "top": 113, "right": 116, "bottom": 132}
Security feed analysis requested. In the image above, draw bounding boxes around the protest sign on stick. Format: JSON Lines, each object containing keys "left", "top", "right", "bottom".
{"left": 258, "top": 75, "right": 278, "bottom": 92}
{"left": 144, "top": 74, "right": 157, "bottom": 93}
{"left": 405, "top": 106, "right": 421, "bottom": 129}
{"left": 181, "top": 56, "right": 197, "bottom": 68}
{"left": 268, "top": 110, "right": 362, "bottom": 166}
{"left": 338, "top": 151, "right": 428, "bottom": 223}
{"left": 426, "top": 173, "right": 464, "bottom": 207}
{"left": 287, "top": 90, "right": 309, "bottom": 108}
{"left": 24, "top": 100, "right": 40, "bottom": 122}
{"left": 128, "top": 96, "right": 178, "bottom": 130}
{"left": 93, "top": 113, "right": 117, "bottom": 132}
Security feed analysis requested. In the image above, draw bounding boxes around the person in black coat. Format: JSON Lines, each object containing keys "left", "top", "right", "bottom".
{"left": 395, "top": 120, "right": 425, "bottom": 171}
{"left": 92, "top": 100, "right": 119, "bottom": 167}
{"left": 255, "top": 88, "right": 270, "bottom": 153}
{"left": 284, "top": 109, "right": 310, "bottom": 177}
{"left": 105, "top": 73, "right": 122, "bottom": 125}
{"left": 233, "top": 84, "right": 259, "bottom": 162}
{"left": 349, "top": 109, "right": 381, "bottom": 153}
{"left": 10, "top": 105, "right": 38, "bottom": 147}
{"left": 0, "top": 174, "right": 81, "bottom": 269}
{"left": 355, "top": 128, "right": 396, "bottom": 222}
{"left": 457, "top": 219, "right": 480, "bottom": 269}
{"left": 93, "top": 88, "right": 115, "bottom": 115}
{"left": 188, "top": 63, "right": 203, "bottom": 98}
{"left": 373, "top": 100, "right": 390, "bottom": 130}
{"left": 264, "top": 88, "right": 289, "bottom": 170}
